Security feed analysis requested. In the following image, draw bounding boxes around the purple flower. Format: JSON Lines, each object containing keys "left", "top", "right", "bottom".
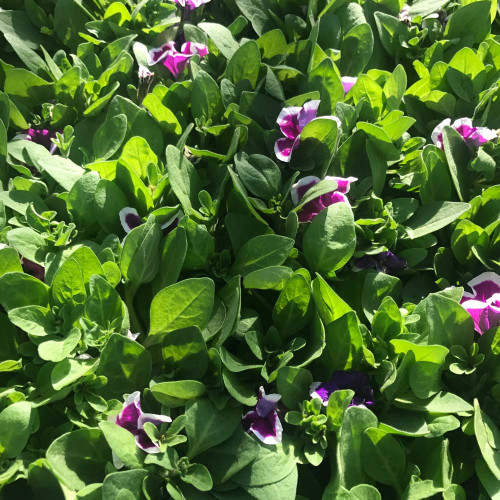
{"left": 110, "top": 391, "right": 171, "bottom": 458}
{"left": 431, "top": 118, "right": 497, "bottom": 149}
{"left": 341, "top": 76, "right": 357, "bottom": 94}
{"left": 460, "top": 272, "right": 500, "bottom": 334}
{"left": 274, "top": 101, "right": 342, "bottom": 162}
{"left": 310, "top": 371, "right": 374, "bottom": 407}
{"left": 172, "top": 0, "right": 211, "bottom": 9}
{"left": 353, "top": 251, "right": 407, "bottom": 275}
{"left": 290, "top": 175, "right": 356, "bottom": 222}
{"left": 242, "top": 387, "right": 283, "bottom": 445}
{"left": 119, "top": 207, "right": 142, "bottom": 233}
{"left": 15, "top": 128, "right": 60, "bottom": 154}
{"left": 119, "top": 207, "right": 184, "bottom": 234}
{"left": 22, "top": 258, "right": 45, "bottom": 282}
{"left": 148, "top": 41, "right": 208, "bottom": 78}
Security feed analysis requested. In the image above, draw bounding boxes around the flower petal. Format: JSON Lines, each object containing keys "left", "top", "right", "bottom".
{"left": 116, "top": 391, "right": 142, "bottom": 432}
{"left": 325, "top": 176, "right": 357, "bottom": 194}
{"left": 431, "top": 118, "right": 451, "bottom": 149}
{"left": 135, "top": 431, "right": 161, "bottom": 453}
{"left": 461, "top": 299, "right": 500, "bottom": 334}
{"left": 255, "top": 387, "right": 281, "bottom": 417}
{"left": 290, "top": 176, "right": 321, "bottom": 205}
{"left": 297, "top": 100, "right": 320, "bottom": 132}
{"left": 181, "top": 42, "right": 209, "bottom": 58}
{"left": 341, "top": 76, "right": 357, "bottom": 94}
{"left": 138, "top": 412, "right": 172, "bottom": 429}
{"left": 467, "top": 127, "right": 497, "bottom": 147}
{"left": 451, "top": 118, "right": 475, "bottom": 139}
{"left": 148, "top": 42, "right": 176, "bottom": 65}
{"left": 464, "top": 272, "right": 500, "bottom": 302}
{"left": 119, "top": 207, "right": 143, "bottom": 233}
{"left": 274, "top": 137, "right": 297, "bottom": 162}
{"left": 250, "top": 411, "right": 283, "bottom": 445}
{"left": 276, "top": 106, "right": 302, "bottom": 140}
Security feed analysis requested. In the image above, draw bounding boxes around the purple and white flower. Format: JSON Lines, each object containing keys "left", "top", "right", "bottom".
{"left": 14, "top": 128, "right": 59, "bottom": 154}
{"left": 353, "top": 251, "right": 407, "bottom": 275}
{"left": 148, "top": 41, "right": 208, "bottom": 78}
{"left": 119, "top": 207, "right": 143, "bottom": 233}
{"left": 274, "top": 101, "right": 342, "bottom": 162}
{"left": 22, "top": 258, "right": 45, "bottom": 282}
{"left": 310, "top": 371, "right": 374, "bottom": 407}
{"left": 431, "top": 118, "right": 497, "bottom": 150}
{"left": 460, "top": 272, "right": 500, "bottom": 335}
{"left": 242, "top": 387, "right": 282, "bottom": 445}
{"left": 172, "top": 0, "right": 211, "bottom": 9}
{"left": 119, "top": 207, "right": 184, "bottom": 234}
{"left": 341, "top": 76, "right": 357, "bottom": 94}
{"left": 290, "top": 175, "right": 356, "bottom": 222}
{"left": 110, "top": 391, "right": 171, "bottom": 462}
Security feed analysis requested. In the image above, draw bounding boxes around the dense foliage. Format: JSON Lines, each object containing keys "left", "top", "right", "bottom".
{"left": 0, "top": 0, "right": 500, "bottom": 498}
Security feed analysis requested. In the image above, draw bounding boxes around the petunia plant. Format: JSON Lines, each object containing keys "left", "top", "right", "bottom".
{"left": 0, "top": 0, "right": 500, "bottom": 498}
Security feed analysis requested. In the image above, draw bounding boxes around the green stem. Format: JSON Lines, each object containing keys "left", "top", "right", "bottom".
{"left": 124, "top": 282, "right": 143, "bottom": 336}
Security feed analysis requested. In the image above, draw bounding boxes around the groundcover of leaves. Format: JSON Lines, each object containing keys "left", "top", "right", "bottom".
{"left": 1, "top": 0, "right": 500, "bottom": 498}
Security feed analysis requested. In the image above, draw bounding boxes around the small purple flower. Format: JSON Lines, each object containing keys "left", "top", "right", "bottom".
{"left": 110, "top": 391, "right": 171, "bottom": 460}
{"left": 431, "top": 118, "right": 497, "bottom": 150}
{"left": 341, "top": 76, "right": 357, "bottom": 94}
{"left": 148, "top": 41, "right": 208, "bottom": 78}
{"left": 22, "top": 258, "right": 45, "bottom": 282}
{"left": 119, "top": 207, "right": 142, "bottom": 233}
{"left": 172, "top": 0, "right": 211, "bottom": 9}
{"left": 353, "top": 251, "right": 407, "bottom": 275}
{"left": 290, "top": 175, "right": 356, "bottom": 222}
{"left": 119, "top": 207, "right": 184, "bottom": 234}
{"left": 310, "top": 371, "right": 374, "bottom": 407}
{"left": 15, "top": 128, "right": 60, "bottom": 154}
{"left": 242, "top": 387, "right": 283, "bottom": 445}
{"left": 460, "top": 272, "right": 500, "bottom": 334}
{"left": 274, "top": 101, "right": 342, "bottom": 162}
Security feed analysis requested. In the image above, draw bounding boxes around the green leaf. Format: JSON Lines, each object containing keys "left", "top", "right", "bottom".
{"left": 38, "top": 328, "right": 81, "bottom": 362}
{"left": 192, "top": 70, "right": 223, "bottom": 122}
{"left": 182, "top": 463, "right": 213, "bottom": 491}
{"left": 151, "top": 380, "right": 207, "bottom": 407}
{"left": 149, "top": 278, "right": 215, "bottom": 337}
{"left": 165, "top": 145, "right": 202, "bottom": 212}
{"left": 185, "top": 398, "right": 241, "bottom": 458}
{"left": 0, "top": 401, "right": 34, "bottom": 458}
{"left": 339, "top": 23, "right": 374, "bottom": 76}
{"left": 312, "top": 274, "right": 352, "bottom": 325}
{"left": 231, "top": 235, "right": 294, "bottom": 277}
{"left": 99, "top": 421, "right": 144, "bottom": 470}
{"left": 46, "top": 429, "right": 111, "bottom": 491}
{"left": 474, "top": 399, "right": 500, "bottom": 480}
{"left": 234, "top": 152, "right": 281, "bottom": 200}
{"left": 96, "top": 334, "right": 152, "bottom": 400}
{"left": 243, "top": 266, "right": 293, "bottom": 291}
{"left": 226, "top": 41, "right": 261, "bottom": 89}
{"left": 0, "top": 272, "right": 49, "bottom": 311}
{"left": 198, "top": 22, "right": 240, "bottom": 59}
{"left": 444, "top": 1, "right": 492, "bottom": 44}
{"left": 161, "top": 326, "right": 209, "bottom": 381}
{"left": 404, "top": 201, "right": 470, "bottom": 239}
{"left": 51, "top": 358, "right": 97, "bottom": 391}
{"left": 276, "top": 366, "right": 313, "bottom": 409}
{"left": 442, "top": 127, "right": 470, "bottom": 202}
{"left": 51, "top": 258, "right": 86, "bottom": 306}
{"left": 303, "top": 203, "right": 356, "bottom": 274}
{"left": 102, "top": 470, "right": 148, "bottom": 500}
{"left": 361, "top": 428, "right": 405, "bottom": 492}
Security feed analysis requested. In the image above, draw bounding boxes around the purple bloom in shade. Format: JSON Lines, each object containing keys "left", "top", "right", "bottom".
{"left": 460, "top": 272, "right": 500, "bottom": 335}
{"left": 290, "top": 175, "right": 357, "bottom": 222}
{"left": 353, "top": 251, "right": 407, "bottom": 275}
{"left": 14, "top": 128, "right": 59, "bottom": 154}
{"left": 310, "top": 371, "right": 374, "bottom": 407}
{"left": 398, "top": 4, "right": 411, "bottom": 22}
{"left": 341, "top": 76, "right": 357, "bottom": 94}
{"left": 111, "top": 391, "right": 171, "bottom": 463}
{"left": 21, "top": 258, "right": 45, "bottom": 282}
{"left": 431, "top": 118, "right": 497, "bottom": 150}
{"left": 172, "top": 0, "right": 211, "bottom": 9}
{"left": 242, "top": 387, "right": 283, "bottom": 445}
{"left": 148, "top": 42, "right": 208, "bottom": 78}
{"left": 119, "top": 207, "right": 143, "bottom": 233}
